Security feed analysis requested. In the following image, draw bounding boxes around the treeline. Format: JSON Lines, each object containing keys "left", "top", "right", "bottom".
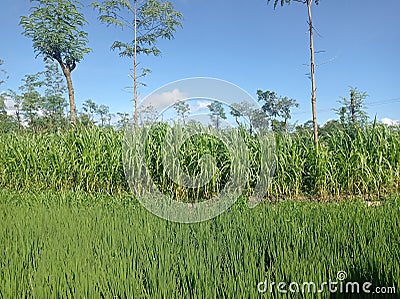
{"left": 0, "top": 61, "right": 391, "bottom": 139}
{"left": 0, "top": 60, "right": 130, "bottom": 133}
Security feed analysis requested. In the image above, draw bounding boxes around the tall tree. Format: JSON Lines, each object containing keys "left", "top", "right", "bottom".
{"left": 92, "top": 0, "right": 183, "bottom": 128}
{"left": 267, "top": 0, "right": 320, "bottom": 143}
{"left": 20, "top": 0, "right": 91, "bottom": 125}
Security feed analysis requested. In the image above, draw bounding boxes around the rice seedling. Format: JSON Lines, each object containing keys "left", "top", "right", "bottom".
{"left": 0, "top": 189, "right": 398, "bottom": 298}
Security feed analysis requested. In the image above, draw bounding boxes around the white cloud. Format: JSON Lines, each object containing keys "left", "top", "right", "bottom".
{"left": 190, "top": 100, "right": 212, "bottom": 113}
{"left": 141, "top": 88, "right": 188, "bottom": 109}
{"left": 380, "top": 118, "right": 400, "bottom": 126}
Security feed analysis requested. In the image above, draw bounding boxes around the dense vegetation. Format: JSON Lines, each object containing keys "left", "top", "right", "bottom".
{"left": 0, "top": 1, "right": 399, "bottom": 297}
{"left": 1, "top": 122, "right": 398, "bottom": 201}
{"left": 0, "top": 190, "right": 399, "bottom": 298}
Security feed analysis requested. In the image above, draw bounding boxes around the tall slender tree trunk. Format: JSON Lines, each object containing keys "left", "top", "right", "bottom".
{"left": 133, "top": 0, "right": 138, "bottom": 128}
{"left": 350, "top": 89, "right": 356, "bottom": 124}
{"left": 307, "top": 0, "right": 318, "bottom": 144}
{"left": 59, "top": 65, "right": 76, "bottom": 125}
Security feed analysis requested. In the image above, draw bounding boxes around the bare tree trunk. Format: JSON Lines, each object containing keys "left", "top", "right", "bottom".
{"left": 16, "top": 110, "right": 21, "bottom": 130}
{"left": 284, "top": 118, "right": 288, "bottom": 133}
{"left": 133, "top": 0, "right": 138, "bottom": 128}
{"left": 307, "top": 0, "right": 318, "bottom": 144}
{"left": 59, "top": 64, "right": 76, "bottom": 125}
{"left": 65, "top": 71, "right": 76, "bottom": 125}
{"left": 350, "top": 89, "right": 356, "bottom": 124}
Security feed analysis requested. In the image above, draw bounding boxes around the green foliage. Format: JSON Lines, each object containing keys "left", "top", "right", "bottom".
{"left": 20, "top": 0, "right": 91, "bottom": 69}
{"left": 230, "top": 102, "right": 269, "bottom": 132}
{"left": 139, "top": 104, "right": 157, "bottom": 125}
{"left": 141, "top": 123, "right": 236, "bottom": 201}
{"left": 0, "top": 189, "right": 399, "bottom": 297}
{"left": 81, "top": 99, "right": 98, "bottom": 125}
{"left": 0, "top": 126, "right": 127, "bottom": 194}
{"left": 98, "top": 104, "right": 112, "bottom": 127}
{"left": 335, "top": 87, "right": 369, "bottom": 126}
{"left": 0, "top": 64, "right": 68, "bottom": 132}
{"left": 116, "top": 112, "right": 130, "bottom": 129}
{"left": 80, "top": 100, "right": 112, "bottom": 127}
{"left": 257, "top": 89, "right": 298, "bottom": 132}
{"left": 208, "top": 101, "right": 227, "bottom": 129}
{"left": 92, "top": 0, "right": 183, "bottom": 57}
{"left": 20, "top": 0, "right": 91, "bottom": 123}
{"left": 19, "top": 74, "right": 44, "bottom": 131}
{"left": 0, "top": 124, "right": 399, "bottom": 199}
{"left": 41, "top": 60, "right": 68, "bottom": 128}
{"left": 174, "top": 100, "right": 190, "bottom": 124}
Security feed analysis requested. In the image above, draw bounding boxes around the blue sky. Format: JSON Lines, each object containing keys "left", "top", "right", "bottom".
{"left": 1, "top": 0, "right": 399, "bottom": 125}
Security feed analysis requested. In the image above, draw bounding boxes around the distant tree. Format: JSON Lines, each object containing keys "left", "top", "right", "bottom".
{"left": 208, "top": 101, "right": 226, "bottom": 129}
{"left": 230, "top": 103, "right": 243, "bottom": 126}
{"left": 20, "top": 0, "right": 91, "bottom": 125}
{"left": 230, "top": 102, "right": 269, "bottom": 133}
{"left": 278, "top": 96, "right": 300, "bottom": 130}
{"left": 139, "top": 104, "right": 157, "bottom": 125}
{"left": 81, "top": 99, "right": 98, "bottom": 125}
{"left": 0, "top": 89, "right": 18, "bottom": 133}
{"left": 257, "top": 90, "right": 280, "bottom": 120}
{"left": 257, "top": 90, "right": 298, "bottom": 132}
{"left": 3, "top": 89, "right": 23, "bottom": 130}
{"left": 335, "top": 87, "right": 368, "bottom": 126}
{"left": 267, "top": 0, "right": 320, "bottom": 143}
{"left": 319, "top": 119, "right": 342, "bottom": 137}
{"left": 92, "top": 0, "right": 183, "bottom": 128}
{"left": 19, "top": 74, "right": 44, "bottom": 131}
{"left": 174, "top": 101, "right": 190, "bottom": 124}
{"left": 0, "top": 93, "right": 6, "bottom": 116}
{"left": 116, "top": 112, "right": 130, "bottom": 129}
{"left": 249, "top": 108, "right": 270, "bottom": 133}
{"left": 41, "top": 60, "right": 68, "bottom": 129}
{"left": 97, "top": 104, "right": 111, "bottom": 127}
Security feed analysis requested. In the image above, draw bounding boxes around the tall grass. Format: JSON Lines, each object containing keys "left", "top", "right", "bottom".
{"left": 0, "top": 126, "right": 127, "bottom": 194}
{"left": 0, "top": 190, "right": 399, "bottom": 298}
{"left": 270, "top": 123, "right": 400, "bottom": 199}
{"left": 0, "top": 123, "right": 399, "bottom": 199}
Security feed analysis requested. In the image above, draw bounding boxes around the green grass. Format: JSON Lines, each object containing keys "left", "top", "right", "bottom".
{"left": 0, "top": 123, "right": 399, "bottom": 296}
{"left": 0, "top": 123, "right": 399, "bottom": 200}
{"left": 0, "top": 189, "right": 399, "bottom": 298}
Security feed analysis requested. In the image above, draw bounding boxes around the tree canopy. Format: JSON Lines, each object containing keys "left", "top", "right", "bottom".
{"left": 92, "top": 0, "right": 183, "bottom": 58}
{"left": 20, "top": 0, "right": 90, "bottom": 68}
{"left": 20, "top": 0, "right": 91, "bottom": 124}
